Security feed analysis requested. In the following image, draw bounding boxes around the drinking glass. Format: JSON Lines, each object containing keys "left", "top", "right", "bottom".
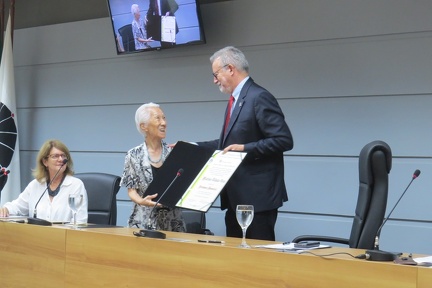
{"left": 236, "top": 205, "right": 254, "bottom": 248}
{"left": 68, "top": 194, "right": 83, "bottom": 229}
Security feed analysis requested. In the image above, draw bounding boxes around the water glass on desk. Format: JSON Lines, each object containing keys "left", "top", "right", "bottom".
{"left": 236, "top": 205, "right": 254, "bottom": 248}
{"left": 68, "top": 194, "right": 83, "bottom": 229}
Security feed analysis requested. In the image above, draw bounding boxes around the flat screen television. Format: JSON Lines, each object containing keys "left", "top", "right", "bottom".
{"left": 107, "top": 0, "right": 206, "bottom": 54}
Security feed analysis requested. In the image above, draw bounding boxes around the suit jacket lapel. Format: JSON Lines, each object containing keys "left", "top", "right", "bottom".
{"left": 222, "top": 78, "right": 254, "bottom": 145}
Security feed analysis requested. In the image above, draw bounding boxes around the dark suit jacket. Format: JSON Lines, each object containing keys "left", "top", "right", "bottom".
{"left": 197, "top": 78, "right": 293, "bottom": 212}
{"left": 146, "top": 0, "right": 179, "bottom": 39}
{"left": 147, "top": 0, "right": 178, "bottom": 17}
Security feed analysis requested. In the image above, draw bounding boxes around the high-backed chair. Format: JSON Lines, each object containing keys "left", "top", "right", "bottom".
{"left": 118, "top": 24, "right": 135, "bottom": 52}
{"left": 292, "top": 140, "right": 392, "bottom": 249}
{"left": 181, "top": 209, "right": 214, "bottom": 235}
{"left": 75, "top": 172, "right": 121, "bottom": 226}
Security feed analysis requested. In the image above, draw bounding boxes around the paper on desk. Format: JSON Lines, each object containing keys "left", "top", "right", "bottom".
{"left": 254, "top": 243, "right": 330, "bottom": 251}
{"left": 414, "top": 256, "right": 432, "bottom": 265}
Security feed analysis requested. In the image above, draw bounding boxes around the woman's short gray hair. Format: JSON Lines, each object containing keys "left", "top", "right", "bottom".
{"left": 135, "top": 102, "right": 160, "bottom": 135}
{"left": 131, "top": 4, "right": 139, "bottom": 15}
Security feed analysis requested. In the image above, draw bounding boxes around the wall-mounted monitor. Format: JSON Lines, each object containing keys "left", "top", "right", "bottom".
{"left": 107, "top": 0, "right": 206, "bottom": 54}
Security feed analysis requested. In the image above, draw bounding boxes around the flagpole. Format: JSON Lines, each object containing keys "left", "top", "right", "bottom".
{"left": 0, "top": 0, "right": 4, "bottom": 44}
{"left": 10, "top": 0, "right": 14, "bottom": 46}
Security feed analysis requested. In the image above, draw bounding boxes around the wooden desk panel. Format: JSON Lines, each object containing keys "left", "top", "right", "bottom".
{"left": 65, "top": 228, "right": 419, "bottom": 288}
{"left": 418, "top": 266, "right": 432, "bottom": 288}
{"left": 0, "top": 223, "right": 429, "bottom": 288}
{"left": 0, "top": 222, "right": 66, "bottom": 288}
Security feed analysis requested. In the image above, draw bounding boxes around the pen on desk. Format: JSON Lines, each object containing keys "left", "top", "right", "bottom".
{"left": 198, "top": 239, "right": 225, "bottom": 244}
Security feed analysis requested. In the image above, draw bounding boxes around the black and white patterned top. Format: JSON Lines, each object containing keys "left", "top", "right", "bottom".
{"left": 120, "top": 141, "right": 185, "bottom": 231}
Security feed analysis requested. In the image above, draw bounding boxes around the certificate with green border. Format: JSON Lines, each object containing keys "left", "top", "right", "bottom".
{"left": 176, "top": 150, "right": 246, "bottom": 212}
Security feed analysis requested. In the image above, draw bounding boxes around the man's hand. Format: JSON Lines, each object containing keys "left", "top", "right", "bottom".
{"left": 223, "top": 144, "right": 245, "bottom": 153}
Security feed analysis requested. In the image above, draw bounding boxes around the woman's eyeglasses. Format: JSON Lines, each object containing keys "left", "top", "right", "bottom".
{"left": 48, "top": 154, "right": 68, "bottom": 160}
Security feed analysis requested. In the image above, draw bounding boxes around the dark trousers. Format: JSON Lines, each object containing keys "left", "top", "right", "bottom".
{"left": 225, "top": 208, "right": 278, "bottom": 241}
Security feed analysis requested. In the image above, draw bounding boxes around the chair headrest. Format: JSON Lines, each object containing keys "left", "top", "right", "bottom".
{"left": 358, "top": 140, "right": 392, "bottom": 184}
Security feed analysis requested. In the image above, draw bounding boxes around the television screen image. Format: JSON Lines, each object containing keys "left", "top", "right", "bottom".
{"left": 107, "top": 0, "right": 206, "bottom": 54}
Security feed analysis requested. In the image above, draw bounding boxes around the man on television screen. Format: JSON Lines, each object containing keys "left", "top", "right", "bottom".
{"left": 146, "top": 0, "right": 179, "bottom": 46}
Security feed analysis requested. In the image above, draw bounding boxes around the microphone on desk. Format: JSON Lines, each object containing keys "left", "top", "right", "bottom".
{"left": 365, "top": 169, "right": 421, "bottom": 261}
{"left": 27, "top": 159, "right": 68, "bottom": 226}
{"left": 136, "top": 168, "right": 184, "bottom": 239}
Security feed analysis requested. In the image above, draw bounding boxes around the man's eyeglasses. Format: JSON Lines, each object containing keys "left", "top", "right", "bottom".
{"left": 212, "top": 64, "right": 229, "bottom": 79}
{"left": 48, "top": 154, "right": 68, "bottom": 160}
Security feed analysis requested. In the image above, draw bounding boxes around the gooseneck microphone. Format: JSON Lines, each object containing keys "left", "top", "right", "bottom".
{"left": 136, "top": 168, "right": 184, "bottom": 239}
{"left": 366, "top": 169, "right": 421, "bottom": 261}
{"left": 146, "top": 168, "right": 184, "bottom": 229}
{"left": 27, "top": 159, "right": 68, "bottom": 226}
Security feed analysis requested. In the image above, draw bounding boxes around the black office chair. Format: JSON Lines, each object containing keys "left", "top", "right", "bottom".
{"left": 181, "top": 209, "right": 214, "bottom": 235}
{"left": 292, "top": 140, "right": 392, "bottom": 249}
{"left": 118, "top": 24, "right": 135, "bottom": 52}
{"left": 75, "top": 172, "right": 121, "bottom": 226}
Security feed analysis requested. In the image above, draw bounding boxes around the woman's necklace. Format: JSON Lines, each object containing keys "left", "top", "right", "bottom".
{"left": 147, "top": 143, "right": 163, "bottom": 164}
{"left": 47, "top": 174, "right": 66, "bottom": 197}
{"left": 148, "top": 153, "right": 162, "bottom": 164}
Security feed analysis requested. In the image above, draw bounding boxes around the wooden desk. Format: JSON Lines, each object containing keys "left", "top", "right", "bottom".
{"left": 1, "top": 221, "right": 431, "bottom": 287}
{"left": 0, "top": 222, "right": 66, "bottom": 288}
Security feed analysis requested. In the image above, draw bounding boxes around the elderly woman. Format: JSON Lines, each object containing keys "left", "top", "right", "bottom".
{"left": 131, "top": 3, "right": 153, "bottom": 50}
{"left": 0, "top": 139, "right": 88, "bottom": 223}
{"left": 121, "top": 102, "right": 185, "bottom": 231}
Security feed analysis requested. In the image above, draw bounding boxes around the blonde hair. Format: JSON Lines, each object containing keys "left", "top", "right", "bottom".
{"left": 32, "top": 139, "right": 74, "bottom": 182}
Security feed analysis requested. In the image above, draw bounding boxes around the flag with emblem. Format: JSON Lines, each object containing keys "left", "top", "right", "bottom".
{"left": 0, "top": 12, "right": 20, "bottom": 204}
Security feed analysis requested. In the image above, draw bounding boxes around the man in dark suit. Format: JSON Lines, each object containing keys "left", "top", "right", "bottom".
{"left": 197, "top": 46, "right": 294, "bottom": 241}
{"left": 147, "top": 0, "right": 178, "bottom": 17}
{"left": 146, "top": 0, "right": 179, "bottom": 45}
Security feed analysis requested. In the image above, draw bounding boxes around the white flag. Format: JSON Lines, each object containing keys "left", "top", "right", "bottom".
{"left": 0, "top": 13, "right": 21, "bottom": 205}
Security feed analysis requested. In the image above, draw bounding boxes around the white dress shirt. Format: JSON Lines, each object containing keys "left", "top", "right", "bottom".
{"left": 4, "top": 175, "right": 88, "bottom": 223}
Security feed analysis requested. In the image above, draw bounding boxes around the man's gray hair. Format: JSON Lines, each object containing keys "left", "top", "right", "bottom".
{"left": 210, "top": 46, "right": 249, "bottom": 73}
